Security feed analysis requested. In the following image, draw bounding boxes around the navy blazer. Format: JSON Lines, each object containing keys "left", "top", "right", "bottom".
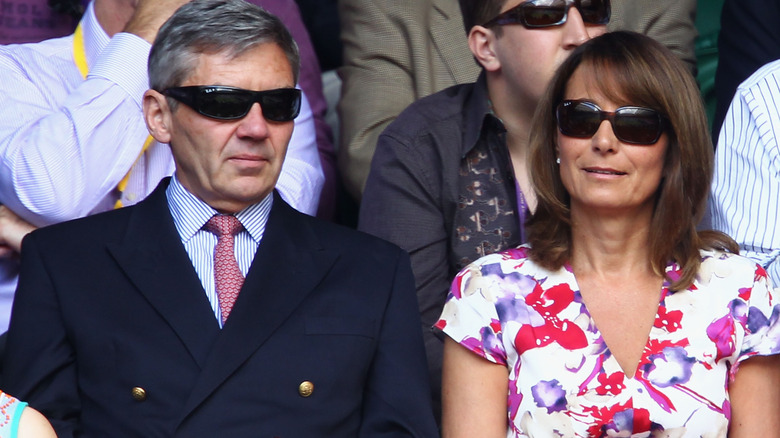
{"left": 3, "top": 179, "right": 437, "bottom": 437}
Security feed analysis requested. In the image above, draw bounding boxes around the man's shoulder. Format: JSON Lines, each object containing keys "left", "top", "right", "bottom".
{"left": 385, "top": 81, "right": 477, "bottom": 136}
{"left": 28, "top": 204, "right": 135, "bottom": 245}
{"left": 738, "top": 59, "right": 780, "bottom": 95}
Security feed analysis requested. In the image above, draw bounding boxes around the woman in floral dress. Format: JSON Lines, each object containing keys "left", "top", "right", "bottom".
{"left": 437, "top": 31, "right": 780, "bottom": 438}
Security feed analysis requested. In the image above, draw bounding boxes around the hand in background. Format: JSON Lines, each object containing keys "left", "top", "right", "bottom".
{"left": 123, "top": 0, "right": 192, "bottom": 43}
{"left": 0, "top": 205, "right": 36, "bottom": 259}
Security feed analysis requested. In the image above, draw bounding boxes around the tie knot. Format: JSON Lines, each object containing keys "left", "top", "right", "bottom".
{"left": 205, "top": 215, "right": 243, "bottom": 237}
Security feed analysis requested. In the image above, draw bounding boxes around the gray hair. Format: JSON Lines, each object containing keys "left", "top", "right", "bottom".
{"left": 148, "top": 0, "right": 300, "bottom": 92}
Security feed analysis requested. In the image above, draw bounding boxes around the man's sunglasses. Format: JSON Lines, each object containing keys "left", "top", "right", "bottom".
{"left": 556, "top": 100, "right": 667, "bottom": 145}
{"left": 163, "top": 86, "right": 301, "bottom": 122}
{"left": 483, "top": 0, "right": 610, "bottom": 29}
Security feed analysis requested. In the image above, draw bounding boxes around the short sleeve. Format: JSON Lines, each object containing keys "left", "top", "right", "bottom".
{"left": 732, "top": 263, "right": 780, "bottom": 378}
{"left": 435, "top": 253, "right": 513, "bottom": 366}
{"left": 739, "top": 264, "right": 780, "bottom": 353}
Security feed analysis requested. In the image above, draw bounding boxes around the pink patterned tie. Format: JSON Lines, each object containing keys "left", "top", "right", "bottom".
{"left": 205, "top": 215, "right": 245, "bottom": 324}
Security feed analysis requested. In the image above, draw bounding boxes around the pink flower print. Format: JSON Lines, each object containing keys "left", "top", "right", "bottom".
{"left": 595, "top": 371, "right": 626, "bottom": 396}
{"left": 513, "top": 282, "right": 588, "bottom": 352}
{"left": 585, "top": 404, "right": 653, "bottom": 437}
{"left": 707, "top": 314, "right": 736, "bottom": 362}
{"left": 654, "top": 305, "right": 683, "bottom": 333}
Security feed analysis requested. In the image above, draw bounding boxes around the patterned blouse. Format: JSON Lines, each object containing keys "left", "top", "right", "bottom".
{"left": 0, "top": 391, "right": 26, "bottom": 438}
{"left": 436, "top": 246, "right": 780, "bottom": 437}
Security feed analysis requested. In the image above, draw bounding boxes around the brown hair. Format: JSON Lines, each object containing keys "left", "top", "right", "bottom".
{"left": 458, "top": 0, "right": 507, "bottom": 34}
{"left": 526, "top": 31, "right": 737, "bottom": 291}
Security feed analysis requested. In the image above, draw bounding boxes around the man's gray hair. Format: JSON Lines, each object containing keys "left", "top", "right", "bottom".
{"left": 148, "top": 0, "right": 300, "bottom": 92}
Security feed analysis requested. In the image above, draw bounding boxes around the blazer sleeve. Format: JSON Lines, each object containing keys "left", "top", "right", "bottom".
{"left": 2, "top": 233, "right": 80, "bottom": 438}
{"left": 358, "top": 249, "right": 439, "bottom": 437}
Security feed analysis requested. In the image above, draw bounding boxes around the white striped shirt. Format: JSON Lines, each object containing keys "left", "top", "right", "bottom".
{"left": 166, "top": 175, "right": 271, "bottom": 328}
{"left": 709, "top": 59, "right": 780, "bottom": 286}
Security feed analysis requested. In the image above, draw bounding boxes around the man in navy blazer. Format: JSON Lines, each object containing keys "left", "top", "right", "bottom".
{"left": 2, "top": 1, "right": 437, "bottom": 436}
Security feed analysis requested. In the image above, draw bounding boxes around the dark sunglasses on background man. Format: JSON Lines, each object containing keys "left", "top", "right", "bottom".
{"left": 163, "top": 86, "right": 302, "bottom": 122}
{"left": 556, "top": 100, "right": 668, "bottom": 145}
{"left": 483, "top": 0, "right": 610, "bottom": 28}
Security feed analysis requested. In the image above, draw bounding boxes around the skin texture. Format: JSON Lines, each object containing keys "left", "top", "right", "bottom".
{"left": 18, "top": 406, "right": 58, "bottom": 438}
{"left": 143, "top": 43, "right": 295, "bottom": 214}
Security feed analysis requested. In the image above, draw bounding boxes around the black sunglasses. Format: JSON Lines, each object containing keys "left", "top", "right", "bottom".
{"left": 556, "top": 100, "right": 667, "bottom": 145}
{"left": 483, "top": 0, "right": 610, "bottom": 28}
{"left": 163, "top": 86, "right": 302, "bottom": 122}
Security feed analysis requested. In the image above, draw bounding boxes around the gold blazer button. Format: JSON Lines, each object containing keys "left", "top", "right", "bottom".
{"left": 131, "top": 387, "right": 147, "bottom": 402}
{"left": 298, "top": 381, "right": 314, "bottom": 397}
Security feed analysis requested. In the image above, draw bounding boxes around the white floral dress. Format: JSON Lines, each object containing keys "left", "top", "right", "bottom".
{"left": 436, "top": 246, "right": 780, "bottom": 437}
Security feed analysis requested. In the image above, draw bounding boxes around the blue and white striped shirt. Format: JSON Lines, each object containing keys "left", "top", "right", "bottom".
{"left": 166, "top": 175, "right": 272, "bottom": 328}
{"left": 709, "top": 59, "right": 780, "bottom": 286}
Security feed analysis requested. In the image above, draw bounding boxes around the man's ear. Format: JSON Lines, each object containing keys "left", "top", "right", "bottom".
{"left": 143, "top": 89, "right": 173, "bottom": 144}
{"left": 468, "top": 25, "right": 501, "bottom": 72}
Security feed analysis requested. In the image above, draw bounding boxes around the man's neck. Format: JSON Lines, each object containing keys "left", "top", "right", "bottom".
{"left": 486, "top": 82, "right": 535, "bottom": 155}
{"left": 92, "top": 0, "right": 137, "bottom": 37}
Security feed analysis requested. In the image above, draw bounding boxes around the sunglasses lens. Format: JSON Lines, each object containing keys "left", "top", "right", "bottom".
{"left": 259, "top": 89, "right": 302, "bottom": 122}
{"left": 523, "top": 0, "right": 567, "bottom": 26}
{"left": 578, "top": 0, "right": 610, "bottom": 24}
{"left": 166, "top": 87, "right": 302, "bottom": 121}
{"left": 198, "top": 91, "right": 253, "bottom": 119}
{"left": 557, "top": 101, "right": 600, "bottom": 137}
{"left": 613, "top": 108, "right": 663, "bottom": 144}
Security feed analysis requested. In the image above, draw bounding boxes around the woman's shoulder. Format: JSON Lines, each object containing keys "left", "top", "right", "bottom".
{"left": 456, "top": 244, "right": 570, "bottom": 286}
{"left": 698, "top": 248, "right": 767, "bottom": 273}
{"left": 694, "top": 248, "right": 772, "bottom": 289}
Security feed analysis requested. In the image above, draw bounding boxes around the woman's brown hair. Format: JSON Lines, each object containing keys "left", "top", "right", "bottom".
{"left": 526, "top": 31, "right": 737, "bottom": 291}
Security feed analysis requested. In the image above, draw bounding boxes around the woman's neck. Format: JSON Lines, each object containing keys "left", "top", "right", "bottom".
{"left": 569, "top": 205, "right": 657, "bottom": 280}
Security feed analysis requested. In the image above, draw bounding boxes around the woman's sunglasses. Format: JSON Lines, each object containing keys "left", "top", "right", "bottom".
{"left": 163, "top": 86, "right": 302, "bottom": 122}
{"left": 556, "top": 100, "right": 667, "bottom": 145}
{"left": 482, "top": 0, "right": 610, "bottom": 29}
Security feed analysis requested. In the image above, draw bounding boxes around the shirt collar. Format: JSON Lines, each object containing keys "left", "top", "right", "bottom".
{"left": 81, "top": 1, "right": 111, "bottom": 72}
{"left": 165, "top": 174, "right": 273, "bottom": 245}
{"left": 460, "top": 71, "right": 507, "bottom": 158}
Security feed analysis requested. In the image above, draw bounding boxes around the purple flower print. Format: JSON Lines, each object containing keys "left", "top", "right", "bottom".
{"left": 645, "top": 346, "right": 695, "bottom": 387}
{"left": 532, "top": 379, "right": 567, "bottom": 414}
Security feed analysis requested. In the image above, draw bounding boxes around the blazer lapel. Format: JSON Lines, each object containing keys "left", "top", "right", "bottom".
{"left": 107, "top": 181, "right": 221, "bottom": 368}
{"left": 177, "top": 194, "right": 339, "bottom": 421}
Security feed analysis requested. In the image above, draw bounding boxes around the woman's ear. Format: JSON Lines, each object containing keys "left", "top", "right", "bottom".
{"left": 142, "top": 89, "right": 173, "bottom": 144}
{"left": 468, "top": 25, "right": 501, "bottom": 72}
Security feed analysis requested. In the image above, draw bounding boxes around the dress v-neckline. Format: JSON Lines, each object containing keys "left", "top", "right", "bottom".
{"left": 566, "top": 262, "right": 671, "bottom": 378}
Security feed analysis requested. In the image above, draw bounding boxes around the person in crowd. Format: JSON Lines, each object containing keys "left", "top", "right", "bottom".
{"left": 0, "top": 0, "right": 79, "bottom": 44}
{"left": 438, "top": 31, "right": 780, "bottom": 437}
{"left": 712, "top": 0, "right": 780, "bottom": 141}
{"left": 358, "top": 0, "right": 609, "bottom": 419}
{"left": 3, "top": 1, "right": 437, "bottom": 436}
{"left": 0, "top": 0, "right": 325, "bottom": 332}
{"left": 709, "top": 58, "right": 780, "bottom": 287}
{"left": 0, "top": 391, "right": 57, "bottom": 438}
{"left": 338, "top": 0, "right": 698, "bottom": 201}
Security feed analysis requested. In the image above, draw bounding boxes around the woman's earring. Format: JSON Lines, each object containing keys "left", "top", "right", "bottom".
{"left": 556, "top": 157, "right": 561, "bottom": 164}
